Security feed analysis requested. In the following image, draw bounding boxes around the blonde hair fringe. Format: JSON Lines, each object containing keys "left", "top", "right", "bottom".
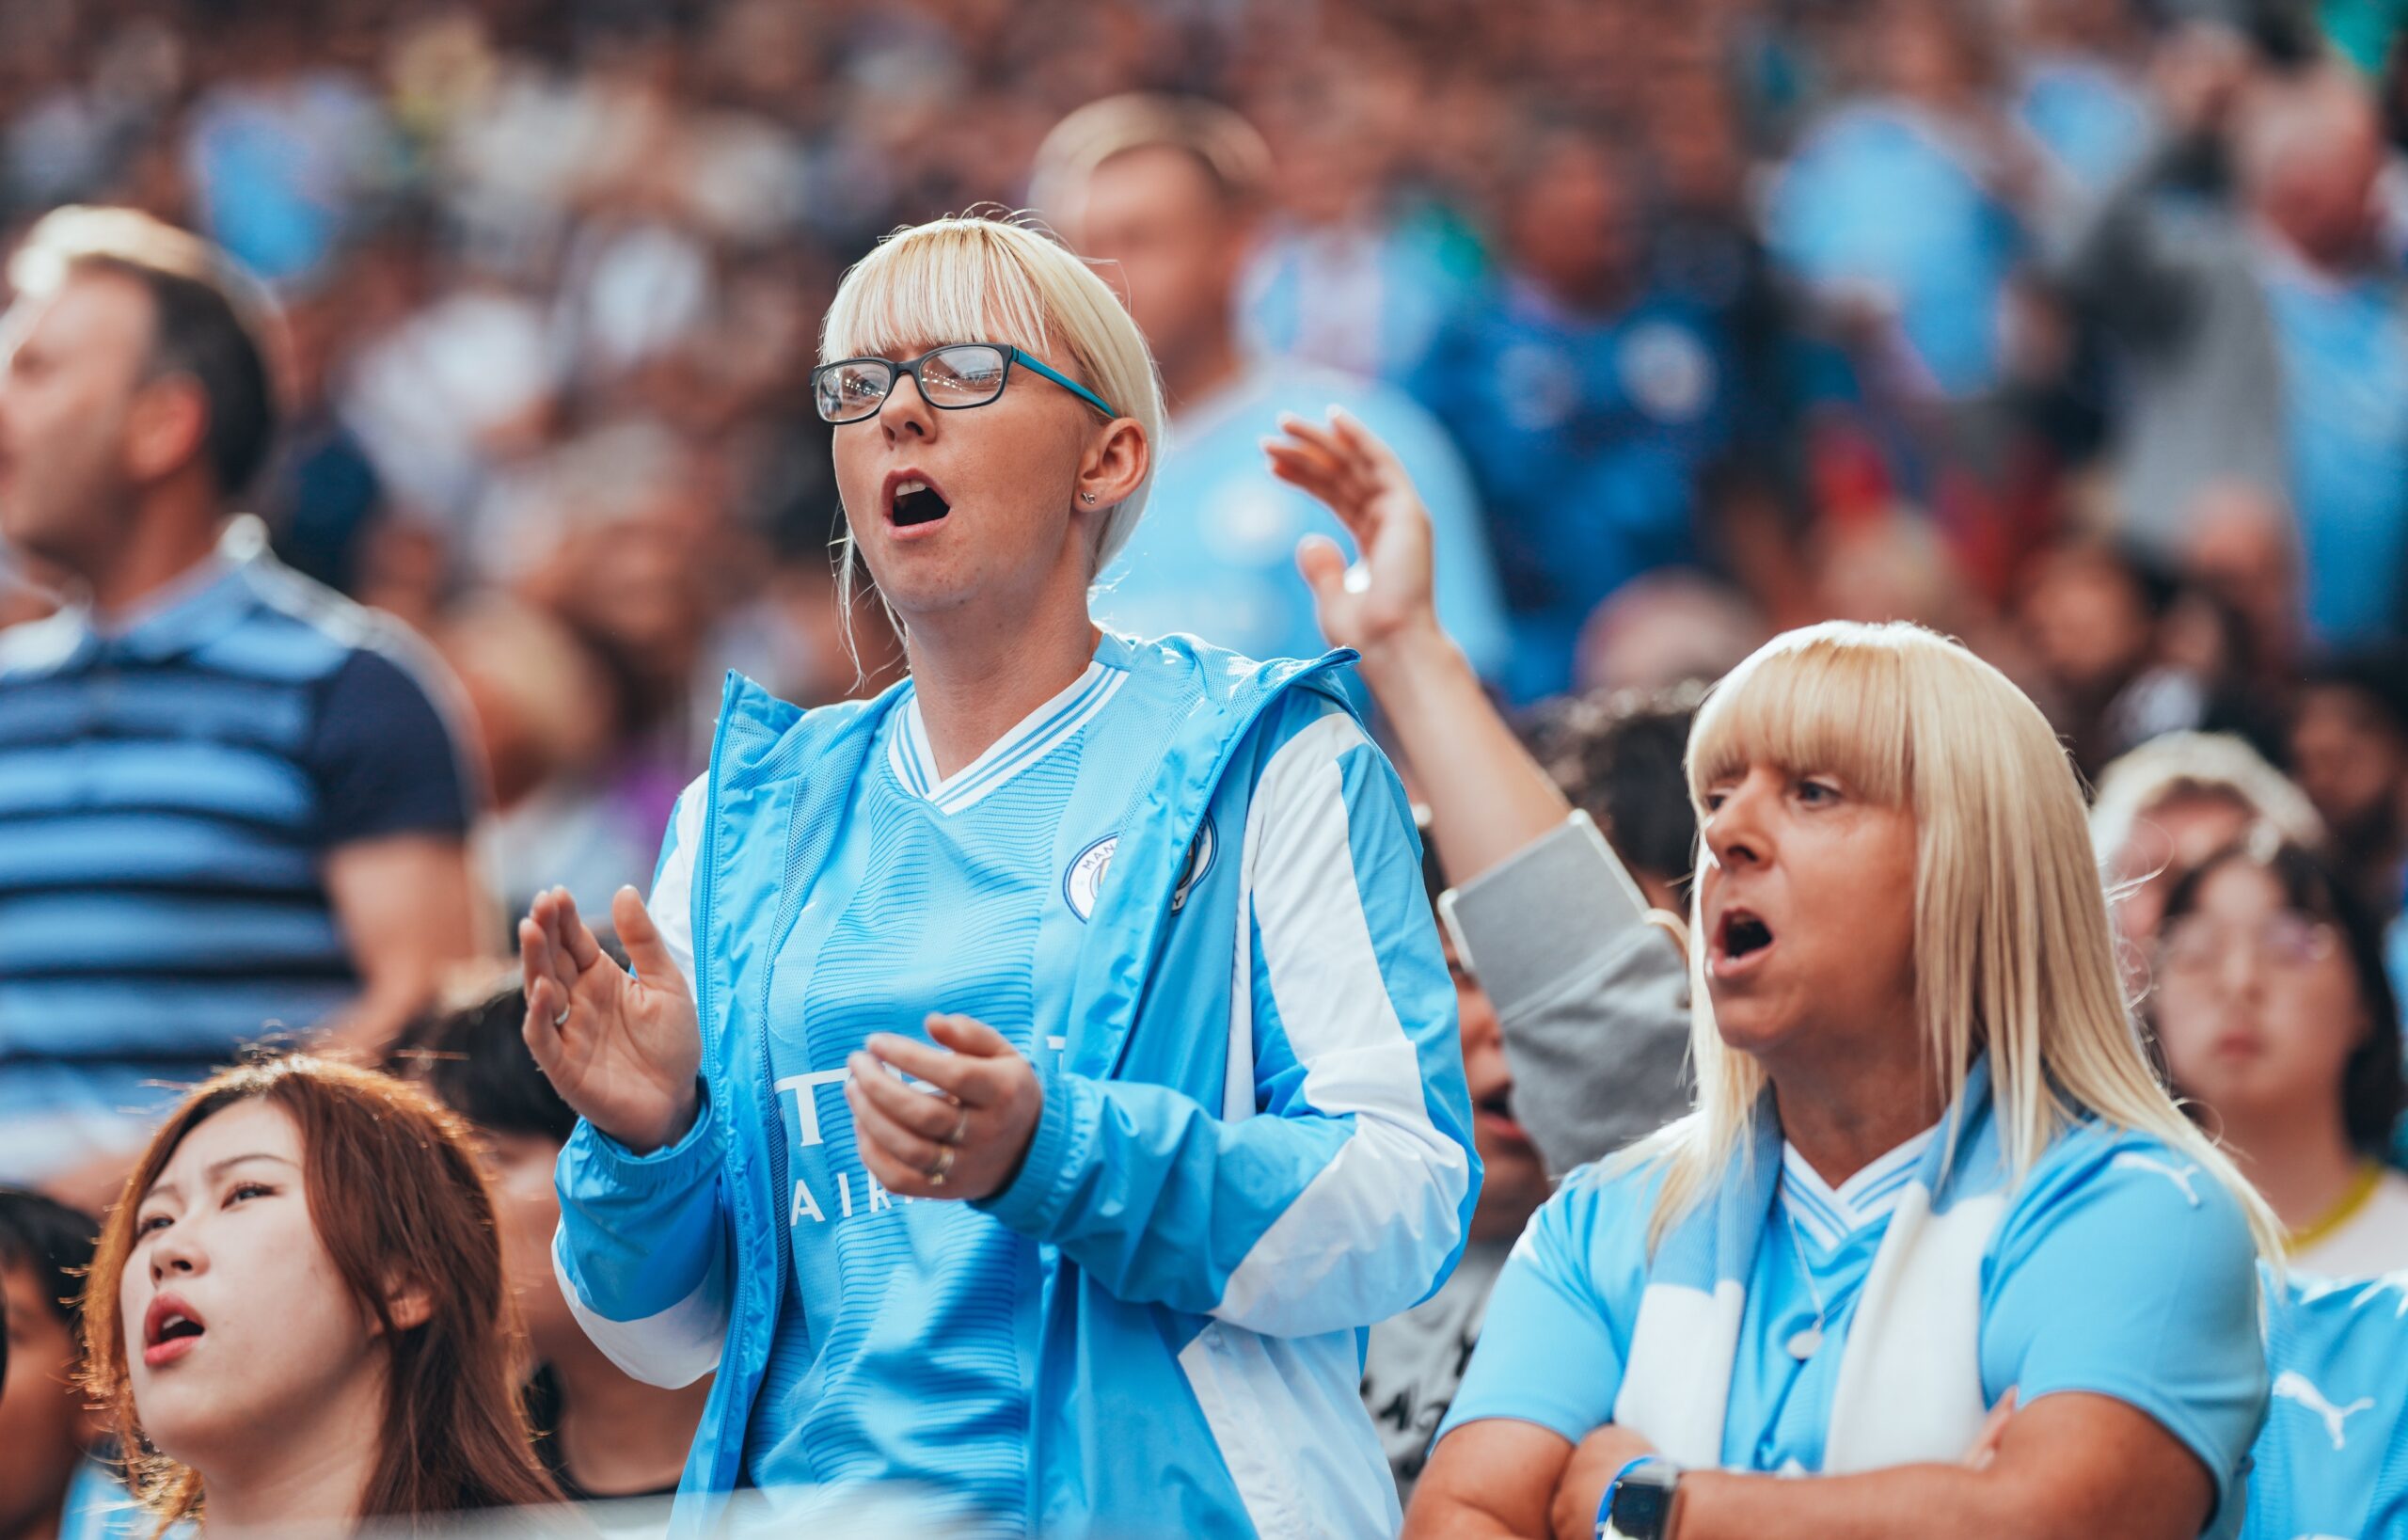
{"left": 1619, "top": 621, "right": 2286, "bottom": 1263}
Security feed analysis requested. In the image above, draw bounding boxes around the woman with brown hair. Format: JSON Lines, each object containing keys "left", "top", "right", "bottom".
{"left": 81, "top": 1056, "right": 562, "bottom": 1534}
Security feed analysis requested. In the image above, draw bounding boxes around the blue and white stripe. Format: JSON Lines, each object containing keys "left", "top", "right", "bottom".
{"left": 884, "top": 660, "right": 1128, "bottom": 814}
{"left": 1780, "top": 1126, "right": 1937, "bottom": 1251}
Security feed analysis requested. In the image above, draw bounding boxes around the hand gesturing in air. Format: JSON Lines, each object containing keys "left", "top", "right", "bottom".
{"left": 1266, "top": 406, "right": 1442, "bottom": 659}
{"left": 519, "top": 885, "right": 703, "bottom": 1155}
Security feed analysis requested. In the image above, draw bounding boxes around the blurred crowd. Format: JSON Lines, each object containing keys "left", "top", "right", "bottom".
{"left": 8, "top": 0, "right": 2408, "bottom": 1531}
{"left": 0, "top": 0, "right": 2403, "bottom": 945}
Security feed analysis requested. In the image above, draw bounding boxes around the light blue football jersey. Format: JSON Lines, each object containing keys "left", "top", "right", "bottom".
{"left": 1445, "top": 1119, "right": 2266, "bottom": 1537}
{"left": 1094, "top": 360, "right": 1512, "bottom": 684}
{"left": 2244, "top": 1272, "right": 2408, "bottom": 1540}
{"left": 637, "top": 630, "right": 1460, "bottom": 1533}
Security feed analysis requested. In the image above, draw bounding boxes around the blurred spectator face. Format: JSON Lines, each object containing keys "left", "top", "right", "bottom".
{"left": 0, "top": 271, "right": 155, "bottom": 575}
{"left": 833, "top": 340, "right": 1124, "bottom": 620}
{"left": 479, "top": 1129, "right": 578, "bottom": 1369}
{"left": 2017, "top": 545, "right": 2155, "bottom": 697}
{"left": 1507, "top": 135, "right": 1640, "bottom": 309}
{"left": 1575, "top": 570, "right": 1766, "bottom": 696}
{"left": 2290, "top": 681, "right": 2408, "bottom": 841}
{"left": 0, "top": 1260, "right": 89, "bottom": 1538}
{"left": 1450, "top": 936, "right": 1545, "bottom": 1241}
{"left": 121, "top": 1101, "right": 394, "bottom": 1469}
{"left": 2250, "top": 77, "right": 2384, "bottom": 268}
{"left": 2182, "top": 481, "right": 2298, "bottom": 673}
{"left": 2153, "top": 859, "right": 2368, "bottom": 1136}
{"left": 2108, "top": 786, "right": 2255, "bottom": 947}
{"left": 1877, "top": 0, "right": 1993, "bottom": 103}
{"left": 1061, "top": 147, "right": 1247, "bottom": 386}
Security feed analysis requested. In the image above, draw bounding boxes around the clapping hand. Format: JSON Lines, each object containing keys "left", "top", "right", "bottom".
{"left": 846, "top": 1014, "right": 1044, "bottom": 1202}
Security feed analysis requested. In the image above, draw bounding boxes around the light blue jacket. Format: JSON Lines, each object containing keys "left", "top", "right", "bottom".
{"left": 552, "top": 637, "right": 1478, "bottom": 1536}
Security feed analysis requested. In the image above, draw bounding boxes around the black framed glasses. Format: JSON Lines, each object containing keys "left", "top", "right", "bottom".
{"left": 811, "top": 342, "right": 1119, "bottom": 425}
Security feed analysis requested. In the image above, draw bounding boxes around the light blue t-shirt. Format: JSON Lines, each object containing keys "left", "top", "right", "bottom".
{"left": 2244, "top": 1272, "right": 2408, "bottom": 1540}
{"left": 1766, "top": 101, "right": 2025, "bottom": 401}
{"left": 1444, "top": 1119, "right": 2266, "bottom": 1536}
{"left": 1094, "top": 360, "right": 1512, "bottom": 685}
{"left": 2261, "top": 255, "right": 2408, "bottom": 647}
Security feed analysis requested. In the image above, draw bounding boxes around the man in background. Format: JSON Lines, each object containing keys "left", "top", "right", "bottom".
{"left": 0, "top": 207, "right": 480, "bottom": 1200}
{"left": 1031, "top": 95, "right": 1512, "bottom": 685}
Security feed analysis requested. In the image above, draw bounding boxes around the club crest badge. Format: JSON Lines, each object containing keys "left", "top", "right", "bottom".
{"left": 1064, "top": 818, "right": 1217, "bottom": 922}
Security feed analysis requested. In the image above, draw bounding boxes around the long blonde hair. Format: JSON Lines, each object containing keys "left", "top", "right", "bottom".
{"left": 1631, "top": 621, "right": 2283, "bottom": 1258}
{"left": 820, "top": 213, "right": 1165, "bottom": 602}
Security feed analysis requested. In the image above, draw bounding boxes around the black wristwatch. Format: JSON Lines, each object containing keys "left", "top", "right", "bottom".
{"left": 1602, "top": 1457, "right": 1681, "bottom": 1540}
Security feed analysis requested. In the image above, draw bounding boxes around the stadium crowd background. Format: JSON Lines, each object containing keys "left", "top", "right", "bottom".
{"left": 6, "top": 0, "right": 2408, "bottom": 1532}
{"left": 2, "top": 0, "right": 2405, "bottom": 940}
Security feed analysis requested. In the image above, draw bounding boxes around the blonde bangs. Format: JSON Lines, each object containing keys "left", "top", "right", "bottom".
{"left": 1687, "top": 623, "right": 1915, "bottom": 813}
{"left": 820, "top": 216, "right": 1063, "bottom": 368}
{"left": 1640, "top": 619, "right": 2286, "bottom": 1263}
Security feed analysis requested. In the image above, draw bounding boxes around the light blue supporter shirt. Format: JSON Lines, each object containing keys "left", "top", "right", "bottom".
{"left": 2243, "top": 1272, "right": 2408, "bottom": 1540}
{"left": 1443, "top": 1119, "right": 2267, "bottom": 1537}
{"left": 1093, "top": 359, "right": 1512, "bottom": 687}
{"left": 637, "top": 631, "right": 1448, "bottom": 1533}
{"left": 2260, "top": 250, "right": 2408, "bottom": 647}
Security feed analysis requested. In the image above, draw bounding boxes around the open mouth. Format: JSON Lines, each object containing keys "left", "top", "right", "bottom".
{"left": 143, "top": 1294, "right": 206, "bottom": 1366}
{"left": 889, "top": 476, "right": 951, "bottom": 528}
{"left": 1712, "top": 907, "right": 1775, "bottom": 976}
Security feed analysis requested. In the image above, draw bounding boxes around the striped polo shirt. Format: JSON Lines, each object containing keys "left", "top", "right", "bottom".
{"left": 0, "top": 517, "right": 474, "bottom": 1182}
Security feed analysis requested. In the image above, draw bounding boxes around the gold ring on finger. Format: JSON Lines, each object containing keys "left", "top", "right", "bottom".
{"left": 927, "top": 1145, "right": 955, "bottom": 1186}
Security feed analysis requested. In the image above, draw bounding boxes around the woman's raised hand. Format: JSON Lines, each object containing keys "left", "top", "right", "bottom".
{"left": 1265, "top": 407, "right": 1441, "bottom": 659}
{"left": 519, "top": 885, "right": 704, "bottom": 1155}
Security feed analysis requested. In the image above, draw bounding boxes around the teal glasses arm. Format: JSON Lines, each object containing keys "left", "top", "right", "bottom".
{"left": 1009, "top": 348, "right": 1119, "bottom": 420}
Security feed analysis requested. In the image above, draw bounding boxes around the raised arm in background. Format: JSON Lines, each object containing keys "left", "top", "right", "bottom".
{"left": 1268, "top": 409, "right": 1572, "bottom": 887}
{"left": 1269, "top": 411, "right": 1694, "bottom": 1174}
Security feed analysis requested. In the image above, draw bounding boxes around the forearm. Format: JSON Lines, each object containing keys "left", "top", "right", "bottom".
{"left": 1355, "top": 619, "right": 1571, "bottom": 884}
{"left": 1668, "top": 1465, "right": 2147, "bottom": 1540}
{"left": 1448, "top": 818, "right": 1691, "bottom": 1172}
{"left": 1405, "top": 1498, "right": 1542, "bottom": 1540}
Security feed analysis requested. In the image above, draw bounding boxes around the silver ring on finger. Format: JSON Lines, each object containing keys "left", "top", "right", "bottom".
{"left": 553, "top": 1005, "right": 571, "bottom": 1029}
{"left": 947, "top": 1106, "right": 971, "bottom": 1146}
{"left": 927, "top": 1144, "right": 956, "bottom": 1186}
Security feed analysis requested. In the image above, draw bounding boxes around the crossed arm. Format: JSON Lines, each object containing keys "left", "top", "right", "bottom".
{"left": 1404, "top": 1393, "right": 2216, "bottom": 1540}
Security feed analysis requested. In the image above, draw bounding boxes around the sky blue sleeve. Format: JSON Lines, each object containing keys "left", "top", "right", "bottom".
{"left": 1979, "top": 1129, "right": 2268, "bottom": 1532}
{"left": 2243, "top": 1274, "right": 2408, "bottom": 1540}
{"left": 1437, "top": 1163, "right": 1656, "bottom": 1447}
{"left": 1344, "top": 386, "right": 1514, "bottom": 683}
{"left": 976, "top": 693, "right": 1476, "bottom": 1338}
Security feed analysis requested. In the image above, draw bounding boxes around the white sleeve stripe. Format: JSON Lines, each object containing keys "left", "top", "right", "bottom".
{"left": 649, "top": 774, "right": 707, "bottom": 994}
{"left": 1212, "top": 712, "right": 1471, "bottom": 1334}
{"left": 552, "top": 1225, "right": 723, "bottom": 1388}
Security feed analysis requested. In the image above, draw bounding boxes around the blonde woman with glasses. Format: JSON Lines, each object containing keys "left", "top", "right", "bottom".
{"left": 514, "top": 215, "right": 1476, "bottom": 1538}
{"left": 1269, "top": 412, "right": 2278, "bottom": 1540}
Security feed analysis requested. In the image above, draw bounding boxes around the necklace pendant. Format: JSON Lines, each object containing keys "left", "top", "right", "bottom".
{"left": 1785, "top": 1326, "right": 1824, "bottom": 1360}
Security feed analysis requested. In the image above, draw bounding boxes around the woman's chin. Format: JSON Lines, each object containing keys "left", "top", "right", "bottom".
{"left": 1709, "top": 1000, "right": 1803, "bottom": 1060}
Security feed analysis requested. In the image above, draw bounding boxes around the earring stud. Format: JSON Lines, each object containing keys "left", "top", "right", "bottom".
{"left": 1082, "top": 492, "right": 1099, "bottom": 504}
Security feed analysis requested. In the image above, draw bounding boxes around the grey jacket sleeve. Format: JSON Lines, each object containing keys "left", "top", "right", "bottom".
{"left": 1438, "top": 813, "right": 1692, "bottom": 1177}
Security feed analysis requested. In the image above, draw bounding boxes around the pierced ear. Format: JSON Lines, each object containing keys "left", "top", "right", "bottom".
{"left": 1075, "top": 418, "right": 1149, "bottom": 512}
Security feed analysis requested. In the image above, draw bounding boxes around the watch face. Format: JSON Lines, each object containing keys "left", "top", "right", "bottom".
{"left": 1610, "top": 1476, "right": 1675, "bottom": 1538}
